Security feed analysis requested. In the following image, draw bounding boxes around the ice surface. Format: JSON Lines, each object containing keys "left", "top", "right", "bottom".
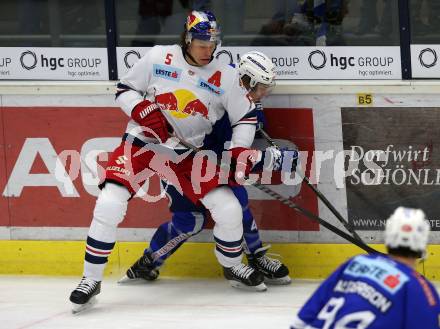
{"left": 0, "top": 276, "right": 320, "bottom": 329}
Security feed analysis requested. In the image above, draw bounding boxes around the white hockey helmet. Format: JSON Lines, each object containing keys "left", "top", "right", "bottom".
{"left": 385, "top": 207, "right": 430, "bottom": 256}
{"left": 238, "top": 51, "right": 276, "bottom": 88}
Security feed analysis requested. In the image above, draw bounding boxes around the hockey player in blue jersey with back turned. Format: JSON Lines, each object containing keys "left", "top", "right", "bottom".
{"left": 290, "top": 206, "right": 440, "bottom": 329}
{"left": 118, "top": 51, "right": 299, "bottom": 290}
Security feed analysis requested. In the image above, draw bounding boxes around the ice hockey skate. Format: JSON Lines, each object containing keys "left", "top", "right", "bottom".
{"left": 247, "top": 246, "right": 291, "bottom": 285}
{"left": 69, "top": 276, "right": 101, "bottom": 314}
{"left": 223, "top": 263, "right": 267, "bottom": 291}
{"left": 118, "top": 252, "right": 159, "bottom": 284}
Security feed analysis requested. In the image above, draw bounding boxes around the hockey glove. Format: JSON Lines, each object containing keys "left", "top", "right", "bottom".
{"left": 258, "top": 146, "right": 298, "bottom": 172}
{"left": 229, "top": 147, "right": 261, "bottom": 182}
{"left": 131, "top": 100, "right": 170, "bottom": 142}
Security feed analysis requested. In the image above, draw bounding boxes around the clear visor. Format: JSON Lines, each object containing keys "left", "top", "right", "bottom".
{"left": 187, "top": 29, "right": 221, "bottom": 45}
{"left": 252, "top": 82, "right": 275, "bottom": 99}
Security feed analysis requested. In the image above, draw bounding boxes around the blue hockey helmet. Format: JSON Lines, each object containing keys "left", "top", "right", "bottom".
{"left": 185, "top": 10, "right": 221, "bottom": 45}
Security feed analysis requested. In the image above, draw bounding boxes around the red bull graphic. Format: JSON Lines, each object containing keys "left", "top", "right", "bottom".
{"left": 187, "top": 13, "right": 199, "bottom": 30}
{"left": 155, "top": 89, "right": 209, "bottom": 119}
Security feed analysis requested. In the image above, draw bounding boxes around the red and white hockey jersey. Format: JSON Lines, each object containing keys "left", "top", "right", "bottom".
{"left": 116, "top": 45, "right": 257, "bottom": 148}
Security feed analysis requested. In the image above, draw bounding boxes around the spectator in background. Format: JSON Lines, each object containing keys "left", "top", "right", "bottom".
{"left": 260, "top": 0, "right": 298, "bottom": 35}
{"left": 251, "top": 0, "right": 298, "bottom": 46}
{"left": 428, "top": 0, "right": 440, "bottom": 31}
{"left": 355, "top": 0, "right": 440, "bottom": 38}
{"left": 131, "top": 0, "right": 173, "bottom": 46}
{"left": 410, "top": 0, "right": 440, "bottom": 35}
{"left": 355, "top": 0, "right": 396, "bottom": 37}
{"left": 283, "top": 0, "right": 348, "bottom": 46}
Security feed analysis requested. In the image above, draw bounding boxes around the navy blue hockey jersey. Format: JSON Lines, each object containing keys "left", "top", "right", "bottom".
{"left": 291, "top": 253, "right": 440, "bottom": 329}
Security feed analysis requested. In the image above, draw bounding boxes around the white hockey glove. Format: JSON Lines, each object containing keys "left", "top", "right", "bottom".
{"left": 261, "top": 146, "right": 298, "bottom": 172}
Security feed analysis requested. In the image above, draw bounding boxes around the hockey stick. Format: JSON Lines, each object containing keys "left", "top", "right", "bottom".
{"left": 258, "top": 129, "right": 365, "bottom": 243}
{"left": 251, "top": 182, "right": 379, "bottom": 253}
{"left": 174, "top": 135, "right": 380, "bottom": 254}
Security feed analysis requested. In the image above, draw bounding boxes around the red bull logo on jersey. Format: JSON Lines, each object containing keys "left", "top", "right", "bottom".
{"left": 198, "top": 78, "right": 224, "bottom": 95}
{"left": 155, "top": 89, "right": 209, "bottom": 119}
{"left": 153, "top": 64, "right": 182, "bottom": 82}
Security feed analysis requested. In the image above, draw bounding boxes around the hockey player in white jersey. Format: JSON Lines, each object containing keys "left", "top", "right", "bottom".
{"left": 69, "top": 10, "right": 281, "bottom": 313}
{"left": 119, "top": 51, "right": 294, "bottom": 287}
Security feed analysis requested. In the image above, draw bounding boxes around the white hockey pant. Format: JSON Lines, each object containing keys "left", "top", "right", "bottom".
{"left": 84, "top": 182, "right": 130, "bottom": 281}
{"left": 200, "top": 186, "right": 244, "bottom": 268}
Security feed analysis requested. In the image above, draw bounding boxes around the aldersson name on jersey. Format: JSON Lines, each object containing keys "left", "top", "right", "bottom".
{"left": 334, "top": 280, "right": 392, "bottom": 313}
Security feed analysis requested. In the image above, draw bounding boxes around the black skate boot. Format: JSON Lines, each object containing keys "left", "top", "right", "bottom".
{"left": 223, "top": 263, "right": 267, "bottom": 291}
{"left": 69, "top": 276, "right": 101, "bottom": 314}
{"left": 118, "top": 252, "right": 159, "bottom": 284}
{"left": 247, "top": 246, "right": 291, "bottom": 285}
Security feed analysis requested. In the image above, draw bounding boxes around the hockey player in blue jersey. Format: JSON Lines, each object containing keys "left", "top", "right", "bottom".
{"left": 119, "top": 51, "right": 298, "bottom": 289}
{"left": 290, "top": 206, "right": 440, "bottom": 329}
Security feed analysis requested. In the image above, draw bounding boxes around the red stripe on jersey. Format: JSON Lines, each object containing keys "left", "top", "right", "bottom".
{"left": 238, "top": 118, "right": 257, "bottom": 124}
{"left": 413, "top": 271, "right": 437, "bottom": 306}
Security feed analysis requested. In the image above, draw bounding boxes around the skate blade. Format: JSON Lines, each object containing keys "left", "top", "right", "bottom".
{"left": 265, "top": 275, "right": 292, "bottom": 285}
{"left": 117, "top": 275, "right": 137, "bottom": 284}
{"left": 228, "top": 280, "right": 267, "bottom": 292}
{"left": 71, "top": 296, "right": 97, "bottom": 314}
{"left": 117, "top": 275, "right": 151, "bottom": 284}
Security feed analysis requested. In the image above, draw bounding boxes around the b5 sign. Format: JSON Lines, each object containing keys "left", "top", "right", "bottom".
{"left": 0, "top": 107, "right": 317, "bottom": 231}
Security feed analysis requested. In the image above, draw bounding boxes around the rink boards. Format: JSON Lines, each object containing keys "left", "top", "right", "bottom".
{"left": 1, "top": 81, "right": 440, "bottom": 279}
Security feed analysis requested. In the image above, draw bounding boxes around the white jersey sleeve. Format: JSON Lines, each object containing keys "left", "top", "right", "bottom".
{"left": 221, "top": 71, "right": 257, "bottom": 126}
{"left": 221, "top": 71, "right": 257, "bottom": 148}
{"left": 230, "top": 124, "right": 256, "bottom": 148}
{"left": 115, "top": 47, "right": 156, "bottom": 116}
